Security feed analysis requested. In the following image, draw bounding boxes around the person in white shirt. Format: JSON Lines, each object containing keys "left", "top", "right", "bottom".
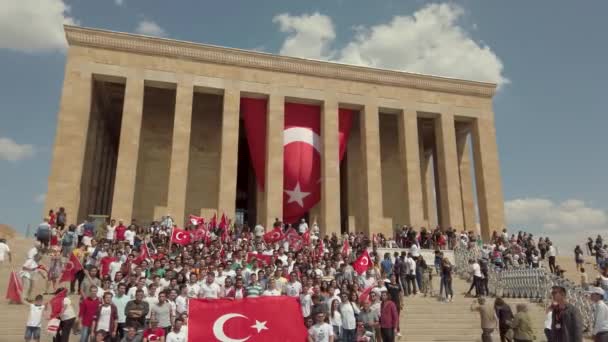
{"left": 124, "top": 227, "right": 136, "bottom": 246}
{"left": 0, "top": 239, "right": 11, "bottom": 264}
{"left": 199, "top": 273, "right": 221, "bottom": 299}
{"left": 176, "top": 285, "right": 189, "bottom": 316}
{"left": 106, "top": 220, "right": 116, "bottom": 241}
{"left": 24, "top": 295, "right": 45, "bottom": 342}
{"left": 262, "top": 279, "right": 282, "bottom": 296}
{"left": 20, "top": 257, "right": 40, "bottom": 301}
{"left": 298, "top": 218, "right": 309, "bottom": 235}
{"left": 127, "top": 278, "right": 149, "bottom": 299}
{"left": 92, "top": 292, "right": 115, "bottom": 336}
{"left": 166, "top": 318, "right": 187, "bottom": 342}
{"left": 547, "top": 242, "right": 557, "bottom": 274}
{"left": 466, "top": 259, "right": 483, "bottom": 297}
{"left": 112, "top": 283, "right": 130, "bottom": 339}
{"left": 338, "top": 293, "right": 359, "bottom": 341}
{"left": 308, "top": 311, "right": 334, "bottom": 342}
{"left": 300, "top": 286, "right": 312, "bottom": 318}
{"left": 186, "top": 274, "right": 200, "bottom": 298}
{"left": 285, "top": 273, "right": 302, "bottom": 297}
{"left": 588, "top": 287, "right": 608, "bottom": 339}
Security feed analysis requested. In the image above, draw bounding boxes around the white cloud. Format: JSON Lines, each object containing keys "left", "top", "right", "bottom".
{"left": 505, "top": 197, "right": 608, "bottom": 251}
{"left": 115, "top": 0, "right": 124, "bottom": 5}
{"left": 0, "top": 0, "right": 76, "bottom": 52}
{"left": 272, "top": 4, "right": 507, "bottom": 87}
{"left": 34, "top": 193, "right": 46, "bottom": 204}
{"left": 135, "top": 19, "right": 167, "bottom": 37}
{"left": 0, "top": 137, "right": 35, "bottom": 161}
{"left": 273, "top": 12, "right": 336, "bottom": 60}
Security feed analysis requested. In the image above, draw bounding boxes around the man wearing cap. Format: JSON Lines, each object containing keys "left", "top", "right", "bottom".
{"left": 588, "top": 287, "right": 608, "bottom": 341}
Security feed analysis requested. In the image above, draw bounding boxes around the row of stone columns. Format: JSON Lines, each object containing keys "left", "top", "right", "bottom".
{"left": 46, "top": 65, "right": 504, "bottom": 240}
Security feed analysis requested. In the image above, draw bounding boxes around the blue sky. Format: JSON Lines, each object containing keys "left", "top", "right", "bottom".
{"left": 0, "top": 0, "right": 606, "bottom": 248}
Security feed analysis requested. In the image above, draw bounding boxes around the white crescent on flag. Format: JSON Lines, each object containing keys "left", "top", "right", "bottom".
{"left": 63, "top": 261, "right": 74, "bottom": 271}
{"left": 175, "top": 231, "right": 187, "bottom": 242}
{"left": 283, "top": 127, "right": 321, "bottom": 154}
{"left": 360, "top": 256, "right": 369, "bottom": 266}
{"left": 212, "top": 313, "right": 251, "bottom": 342}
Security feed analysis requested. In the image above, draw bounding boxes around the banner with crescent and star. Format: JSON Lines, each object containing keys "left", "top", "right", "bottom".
{"left": 241, "top": 98, "right": 353, "bottom": 224}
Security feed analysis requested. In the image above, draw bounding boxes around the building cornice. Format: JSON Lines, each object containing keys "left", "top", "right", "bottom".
{"left": 64, "top": 25, "right": 496, "bottom": 98}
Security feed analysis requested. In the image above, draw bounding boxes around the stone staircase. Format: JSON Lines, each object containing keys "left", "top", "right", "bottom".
{"left": 400, "top": 275, "right": 548, "bottom": 341}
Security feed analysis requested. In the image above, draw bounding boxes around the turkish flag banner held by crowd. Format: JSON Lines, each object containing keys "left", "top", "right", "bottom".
{"left": 353, "top": 250, "right": 372, "bottom": 275}
{"left": 188, "top": 296, "right": 307, "bottom": 342}
{"left": 246, "top": 252, "right": 273, "bottom": 267}
{"left": 242, "top": 98, "right": 354, "bottom": 223}
{"left": 171, "top": 227, "right": 191, "bottom": 245}
{"left": 5, "top": 271, "right": 22, "bottom": 303}
{"left": 60, "top": 253, "right": 83, "bottom": 283}
{"left": 263, "top": 227, "right": 285, "bottom": 244}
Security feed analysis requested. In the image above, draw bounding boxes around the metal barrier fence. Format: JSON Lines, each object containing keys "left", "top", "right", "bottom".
{"left": 453, "top": 247, "right": 593, "bottom": 333}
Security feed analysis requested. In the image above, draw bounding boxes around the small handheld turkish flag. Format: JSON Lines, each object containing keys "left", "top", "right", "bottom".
{"left": 342, "top": 239, "right": 350, "bottom": 257}
{"left": 5, "top": 271, "right": 23, "bottom": 303}
{"left": 171, "top": 227, "right": 191, "bottom": 246}
{"left": 60, "top": 253, "right": 83, "bottom": 283}
{"left": 49, "top": 288, "right": 67, "bottom": 318}
{"left": 189, "top": 214, "right": 204, "bottom": 226}
{"left": 353, "top": 250, "right": 371, "bottom": 275}
{"left": 263, "top": 227, "right": 285, "bottom": 244}
{"left": 188, "top": 296, "right": 308, "bottom": 342}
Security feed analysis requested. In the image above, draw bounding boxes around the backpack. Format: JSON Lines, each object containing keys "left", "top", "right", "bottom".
{"left": 61, "top": 232, "right": 74, "bottom": 246}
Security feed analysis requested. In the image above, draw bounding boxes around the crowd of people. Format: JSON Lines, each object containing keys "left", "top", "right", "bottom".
{"left": 11, "top": 206, "right": 608, "bottom": 342}
{"left": 19, "top": 207, "right": 469, "bottom": 342}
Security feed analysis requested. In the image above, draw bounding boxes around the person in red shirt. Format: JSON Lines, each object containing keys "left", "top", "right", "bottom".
{"left": 143, "top": 319, "right": 165, "bottom": 342}
{"left": 115, "top": 220, "right": 127, "bottom": 242}
{"left": 79, "top": 285, "right": 101, "bottom": 342}
{"left": 379, "top": 291, "right": 398, "bottom": 342}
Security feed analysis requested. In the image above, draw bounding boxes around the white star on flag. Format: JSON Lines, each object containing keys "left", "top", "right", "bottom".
{"left": 284, "top": 182, "right": 311, "bottom": 207}
{"left": 251, "top": 320, "right": 268, "bottom": 333}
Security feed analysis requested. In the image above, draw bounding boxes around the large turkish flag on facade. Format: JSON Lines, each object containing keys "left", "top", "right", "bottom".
{"left": 188, "top": 297, "right": 308, "bottom": 342}
{"left": 241, "top": 98, "right": 354, "bottom": 224}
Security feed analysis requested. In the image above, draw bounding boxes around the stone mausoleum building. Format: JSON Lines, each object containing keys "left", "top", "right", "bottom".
{"left": 45, "top": 25, "right": 505, "bottom": 240}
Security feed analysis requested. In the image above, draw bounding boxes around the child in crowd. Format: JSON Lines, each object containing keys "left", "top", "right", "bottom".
{"left": 422, "top": 265, "right": 434, "bottom": 297}
{"left": 24, "top": 294, "right": 45, "bottom": 342}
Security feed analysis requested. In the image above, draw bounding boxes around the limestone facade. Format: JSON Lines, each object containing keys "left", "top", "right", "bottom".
{"left": 44, "top": 25, "right": 505, "bottom": 239}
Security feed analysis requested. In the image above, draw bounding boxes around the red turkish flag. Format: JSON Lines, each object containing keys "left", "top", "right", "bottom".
{"left": 60, "top": 253, "right": 83, "bottom": 283}
{"left": 358, "top": 283, "right": 375, "bottom": 303}
{"left": 50, "top": 288, "right": 67, "bottom": 318}
{"left": 263, "top": 227, "right": 285, "bottom": 244}
{"left": 171, "top": 227, "right": 191, "bottom": 246}
{"left": 5, "top": 271, "right": 22, "bottom": 303}
{"left": 246, "top": 252, "right": 273, "bottom": 267}
{"left": 188, "top": 297, "right": 307, "bottom": 342}
{"left": 342, "top": 239, "right": 350, "bottom": 257}
{"left": 189, "top": 214, "right": 205, "bottom": 226}
{"left": 210, "top": 213, "right": 218, "bottom": 229}
{"left": 133, "top": 243, "right": 149, "bottom": 265}
{"left": 241, "top": 98, "right": 354, "bottom": 223}
{"left": 353, "top": 250, "right": 371, "bottom": 275}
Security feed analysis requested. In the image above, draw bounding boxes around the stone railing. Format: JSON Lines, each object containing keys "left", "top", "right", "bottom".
{"left": 454, "top": 247, "right": 593, "bottom": 333}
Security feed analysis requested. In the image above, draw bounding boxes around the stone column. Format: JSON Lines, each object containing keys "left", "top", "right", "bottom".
{"left": 44, "top": 60, "right": 92, "bottom": 223}
{"left": 360, "top": 102, "right": 384, "bottom": 235}
{"left": 434, "top": 112, "right": 464, "bottom": 230}
{"left": 471, "top": 114, "right": 505, "bottom": 240}
{"left": 320, "top": 96, "right": 340, "bottom": 236}
{"left": 397, "top": 109, "right": 424, "bottom": 227}
{"left": 263, "top": 93, "right": 284, "bottom": 229}
{"left": 110, "top": 73, "right": 145, "bottom": 221}
{"left": 217, "top": 87, "right": 240, "bottom": 219}
{"left": 166, "top": 76, "right": 194, "bottom": 226}
{"left": 456, "top": 127, "right": 476, "bottom": 231}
